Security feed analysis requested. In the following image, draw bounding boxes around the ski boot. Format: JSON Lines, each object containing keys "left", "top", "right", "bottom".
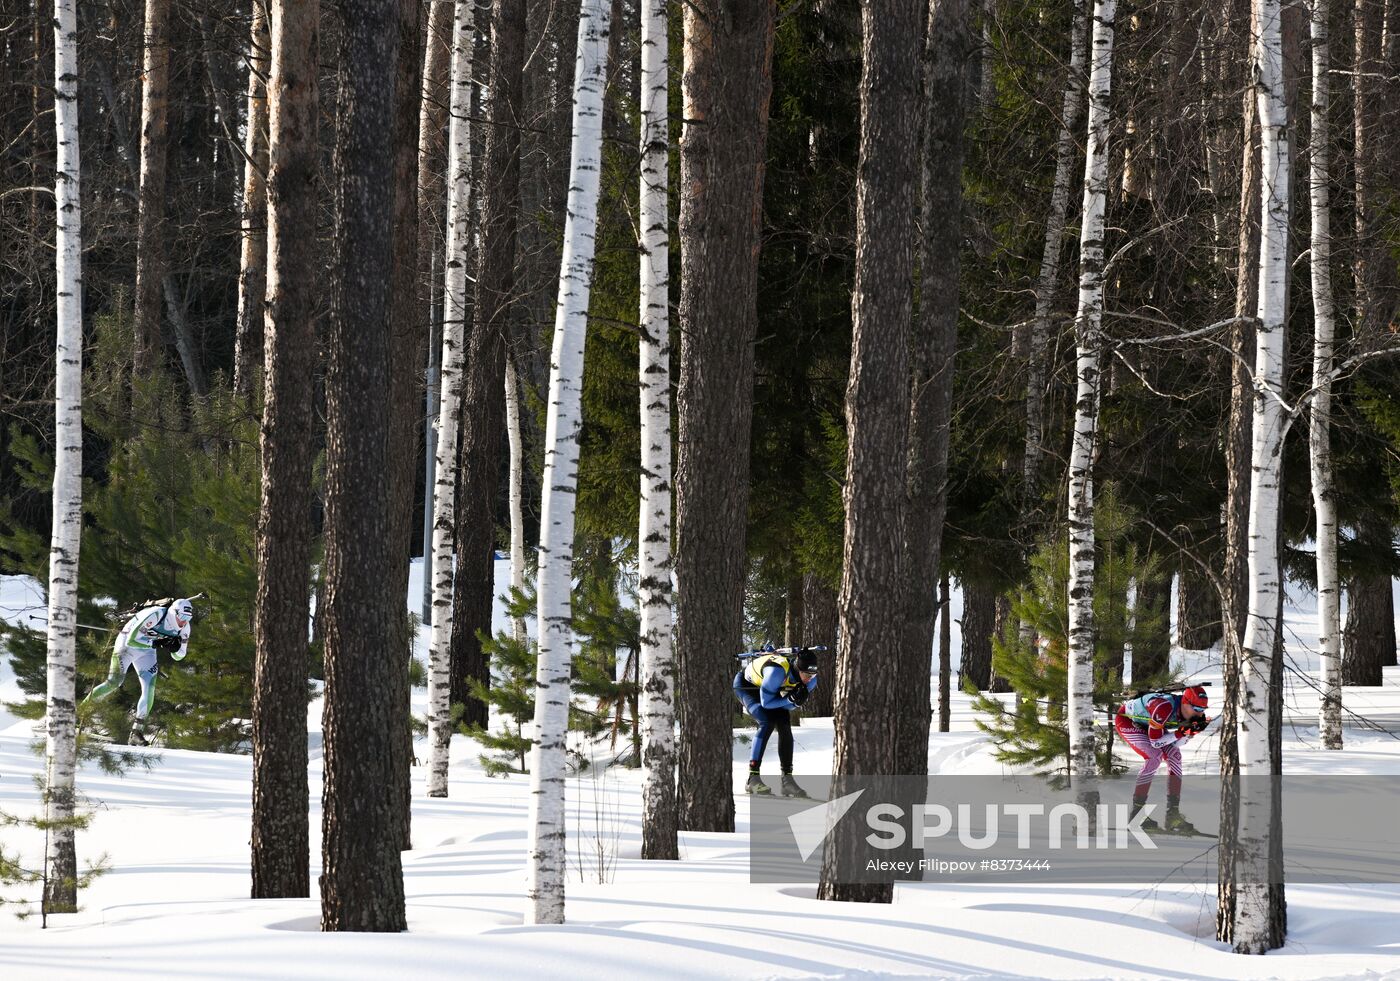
{"left": 1165, "top": 796, "right": 1197, "bottom": 834}
{"left": 128, "top": 721, "right": 149, "bottom": 747}
{"left": 779, "top": 773, "right": 811, "bottom": 799}
{"left": 745, "top": 771, "right": 773, "bottom": 795}
{"left": 1129, "top": 799, "right": 1159, "bottom": 833}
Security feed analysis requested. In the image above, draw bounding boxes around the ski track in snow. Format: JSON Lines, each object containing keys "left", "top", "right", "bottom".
{"left": 2, "top": 569, "right": 1400, "bottom": 980}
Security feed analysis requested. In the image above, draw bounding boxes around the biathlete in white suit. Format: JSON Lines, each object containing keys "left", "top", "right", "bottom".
{"left": 84, "top": 597, "right": 196, "bottom": 745}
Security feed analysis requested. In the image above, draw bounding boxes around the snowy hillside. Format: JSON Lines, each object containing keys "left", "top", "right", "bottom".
{"left": 3, "top": 570, "right": 1400, "bottom": 979}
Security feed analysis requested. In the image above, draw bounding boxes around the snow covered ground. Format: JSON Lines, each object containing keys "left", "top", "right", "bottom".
{"left": 2, "top": 568, "right": 1400, "bottom": 980}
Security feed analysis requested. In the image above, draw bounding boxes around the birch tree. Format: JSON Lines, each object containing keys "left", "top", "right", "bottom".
{"left": 637, "top": 0, "right": 677, "bottom": 862}
{"left": 1065, "top": 0, "right": 1116, "bottom": 797}
{"left": 1231, "top": 0, "right": 1290, "bottom": 953}
{"left": 233, "top": 0, "right": 270, "bottom": 402}
{"left": 1024, "top": 0, "right": 1088, "bottom": 491}
{"left": 416, "top": 0, "right": 453, "bottom": 629}
{"left": 527, "top": 0, "right": 611, "bottom": 926}
{"left": 132, "top": 0, "right": 171, "bottom": 375}
{"left": 427, "top": 0, "right": 475, "bottom": 799}
{"left": 506, "top": 355, "right": 527, "bottom": 647}
{"left": 1308, "top": 0, "right": 1342, "bottom": 751}
{"left": 43, "top": 0, "right": 82, "bottom": 915}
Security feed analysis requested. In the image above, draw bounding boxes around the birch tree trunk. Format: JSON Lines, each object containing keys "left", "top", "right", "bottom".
{"left": 1309, "top": 0, "right": 1342, "bottom": 751}
{"left": 1219, "top": 1, "right": 1261, "bottom": 933}
{"left": 1233, "top": 0, "right": 1290, "bottom": 951}
{"left": 1353, "top": 0, "right": 1386, "bottom": 342}
{"left": 506, "top": 353, "right": 527, "bottom": 646}
{"left": 1024, "top": 0, "right": 1088, "bottom": 491}
{"left": 43, "top": 0, "right": 82, "bottom": 914}
{"left": 527, "top": 0, "right": 611, "bottom": 926}
{"left": 818, "top": 0, "right": 920, "bottom": 907}
{"left": 427, "top": 0, "right": 475, "bottom": 800}
{"left": 233, "top": 0, "right": 270, "bottom": 402}
{"left": 1066, "top": 0, "right": 1115, "bottom": 799}
{"left": 133, "top": 0, "right": 170, "bottom": 375}
{"left": 637, "top": 0, "right": 677, "bottom": 863}
{"left": 252, "top": 0, "right": 319, "bottom": 900}
{"left": 417, "top": 0, "right": 453, "bottom": 629}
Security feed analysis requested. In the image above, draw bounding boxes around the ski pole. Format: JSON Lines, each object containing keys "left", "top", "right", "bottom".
{"left": 27, "top": 614, "right": 112, "bottom": 632}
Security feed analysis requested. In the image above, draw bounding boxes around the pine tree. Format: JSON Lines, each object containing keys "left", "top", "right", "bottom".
{"left": 462, "top": 586, "right": 539, "bottom": 777}
{"left": 971, "top": 492, "right": 1169, "bottom": 778}
{"left": 1, "top": 371, "right": 272, "bottom": 753}
{"left": 0, "top": 805, "right": 107, "bottom": 925}
{"left": 570, "top": 562, "right": 641, "bottom": 765}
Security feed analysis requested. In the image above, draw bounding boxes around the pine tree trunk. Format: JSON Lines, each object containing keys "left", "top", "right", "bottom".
{"left": 674, "top": 0, "right": 775, "bottom": 834}
{"left": 938, "top": 573, "right": 952, "bottom": 731}
{"left": 233, "top": 0, "right": 270, "bottom": 402}
{"left": 637, "top": 0, "right": 677, "bottom": 864}
{"left": 802, "top": 573, "right": 838, "bottom": 718}
{"left": 428, "top": 0, "right": 476, "bottom": 800}
{"left": 1344, "top": 564, "right": 1396, "bottom": 685}
{"left": 1231, "top": 0, "right": 1290, "bottom": 951}
{"left": 1176, "top": 560, "right": 1222, "bottom": 649}
{"left": 818, "top": 0, "right": 920, "bottom": 907}
{"left": 1309, "top": 0, "right": 1342, "bottom": 749}
{"left": 384, "top": 0, "right": 423, "bottom": 854}
{"left": 959, "top": 579, "right": 995, "bottom": 690}
{"left": 251, "top": 0, "right": 319, "bottom": 901}
{"left": 451, "top": 0, "right": 526, "bottom": 724}
{"left": 1024, "top": 0, "right": 1088, "bottom": 492}
{"left": 1066, "top": 0, "right": 1114, "bottom": 797}
{"left": 132, "top": 0, "right": 170, "bottom": 375}
{"left": 527, "top": 0, "right": 611, "bottom": 924}
{"left": 898, "top": 0, "right": 967, "bottom": 781}
{"left": 43, "top": 0, "right": 82, "bottom": 914}
{"left": 320, "top": 0, "right": 406, "bottom": 933}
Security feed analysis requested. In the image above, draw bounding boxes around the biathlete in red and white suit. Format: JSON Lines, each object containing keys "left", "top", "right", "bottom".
{"left": 1114, "top": 685, "right": 1209, "bottom": 832}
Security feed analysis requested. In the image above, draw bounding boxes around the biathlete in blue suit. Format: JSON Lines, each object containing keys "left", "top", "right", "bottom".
{"left": 733, "top": 646, "right": 819, "bottom": 798}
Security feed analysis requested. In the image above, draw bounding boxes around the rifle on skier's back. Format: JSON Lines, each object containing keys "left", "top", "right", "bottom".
{"left": 104, "top": 591, "right": 206, "bottom": 624}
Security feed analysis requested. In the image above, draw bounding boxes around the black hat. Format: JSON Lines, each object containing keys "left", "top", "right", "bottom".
{"left": 795, "top": 648, "right": 819, "bottom": 673}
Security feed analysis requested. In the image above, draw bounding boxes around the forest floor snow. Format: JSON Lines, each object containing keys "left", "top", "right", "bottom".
{"left": 2, "top": 568, "right": 1400, "bottom": 979}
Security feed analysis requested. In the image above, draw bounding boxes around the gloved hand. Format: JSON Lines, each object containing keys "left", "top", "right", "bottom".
{"left": 789, "top": 682, "right": 809, "bottom": 707}
{"left": 153, "top": 635, "right": 182, "bottom": 654}
{"left": 1185, "top": 714, "right": 1209, "bottom": 734}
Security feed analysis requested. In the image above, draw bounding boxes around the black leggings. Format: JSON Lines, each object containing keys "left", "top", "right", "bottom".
{"left": 736, "top": 675, "right": 794, "bottom": 770}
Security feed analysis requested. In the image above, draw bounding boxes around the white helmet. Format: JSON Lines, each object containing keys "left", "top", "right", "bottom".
{"left": 172, "top": 598, "right": 196, "bottom": 625}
